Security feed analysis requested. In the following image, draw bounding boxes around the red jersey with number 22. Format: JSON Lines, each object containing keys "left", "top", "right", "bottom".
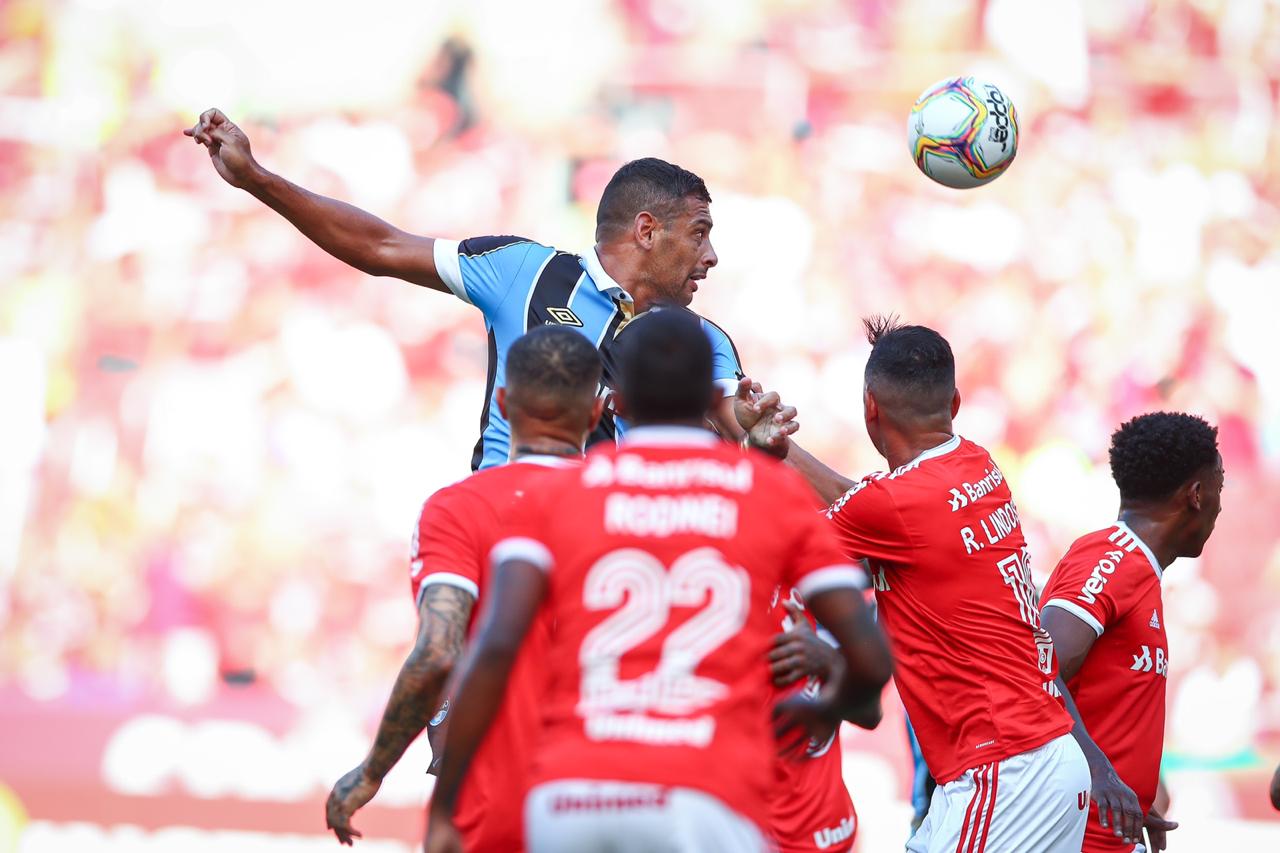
{"left": 494, "top": 427, "right": 867, "bottom": 828}
{"left": 412, "top": 456, "right": 576, "bottom": 853}
{"left": 1040, "top": 523, "right": 1168, "bottom": 853}
{"left": 824, "top": 436, "right": 1072, "bottom": 783}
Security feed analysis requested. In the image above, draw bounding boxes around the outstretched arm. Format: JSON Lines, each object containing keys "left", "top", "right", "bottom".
{"left": 1041, "top": 605, "right": 1152, "bottom": 849}
{"left": 426, "top": 557, "right": 546, "bottom": 852}
{"left": 186, "top": 108, "right": 449, "bottom": 291}
{"left": 785, "top": 442, "right": 856, "bottom": 506}
{"left": 325, "top": 584, "right": 474, "bottom": 846}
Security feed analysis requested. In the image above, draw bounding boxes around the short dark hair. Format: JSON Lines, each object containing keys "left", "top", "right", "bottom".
{"left": 615, "top": 307, "right": 713, "bottom": 422}
{"left": 595, "top": 158, "right": 712, "bottom": 240}
{"left": 505, "top": 325, "right": 602, "bottom": 413}
{"left": 863, "top": 315, "right": 956, "bottom": 416}
{"left": 1109, "top": 412, "right": 1219, "bottom": 502}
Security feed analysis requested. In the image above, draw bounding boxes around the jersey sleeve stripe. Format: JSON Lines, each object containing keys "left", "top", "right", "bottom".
{"left": 1042, "top": 598, "right": 1104, "bottom": 637}
{"left": 796, "top": 564, "right": 869, "bottom": 598}
{"left": 432, "top": 238, "right": 469, "bottom": 303}
{"left": 713, "top": 377, "right": 739, "bottom": 397}
{"left": 491, "top": 537, "right": 554, "bottom": 572}
{"left": 415, "top": 572, "right": 481, "bottom": 605}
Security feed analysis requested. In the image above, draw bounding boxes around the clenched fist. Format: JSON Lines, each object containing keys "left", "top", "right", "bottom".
{"left": 184, "top": 108, "right": 261, "bottom": 189}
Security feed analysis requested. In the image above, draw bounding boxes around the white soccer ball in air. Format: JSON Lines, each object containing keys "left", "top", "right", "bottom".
{"left": 907, "top": 76, "right": 1019, "bottom": 189}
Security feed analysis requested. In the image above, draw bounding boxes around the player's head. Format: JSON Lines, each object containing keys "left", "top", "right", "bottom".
{"left": 1109, "top": 412, "right": 1223, "bottom": 557}
{"left": 595, "top": 158, "right": 717, "bottom": 307}
{"left": 613, "top": 306, "right": 714, "bottom": 425}
{"left": 861, "top": 316, "right": 959, "bottom": 454}
{"left": 498, "top": 325, "right": 605, "bottom": 450}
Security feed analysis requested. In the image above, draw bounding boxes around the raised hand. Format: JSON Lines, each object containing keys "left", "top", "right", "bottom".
{"left": 325, "top": 764, "right": 382, "bottom": 845}
{"left": 184, "top": 108, "right": 260, "bottom": 188}
{"left": 733, "top": 377, "right": 798, "bottom": 459}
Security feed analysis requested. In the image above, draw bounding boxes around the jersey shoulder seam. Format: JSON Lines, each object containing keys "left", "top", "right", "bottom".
{"left": 458, "top": 236, "right": 544, "bottom": 259}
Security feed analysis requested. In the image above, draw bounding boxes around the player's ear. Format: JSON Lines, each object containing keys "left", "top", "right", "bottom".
{"left": 1186, "top": 477, "right": 1204, "bottom": 512}
{"left": 634, "top": 211, "right": 658, "bottom": 249}
{"left": 862, "top": 387, "right": 877, "bottom": 423}
{"left": 611, "top": 389, "right": 629, "bottom": 421}
{"left": 496, "top": 386, "right": 509, "bottom": 420}
{"left": 951, "top": 388, "right": 962, "bottom": 418}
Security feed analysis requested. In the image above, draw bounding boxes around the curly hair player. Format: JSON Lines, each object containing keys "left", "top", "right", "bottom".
{"left": 1040, "top": 413, "right": 1224, "bottom": 853}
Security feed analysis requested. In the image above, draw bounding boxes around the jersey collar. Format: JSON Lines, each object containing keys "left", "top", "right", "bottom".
{"left": 621, "top": 425, "right": 719, "bottom": 447}
{"left": 1114, "top": 520, "right": 1164, "bottom": 580}
{"left": 582, "top": 247, "right": 634, "bottom": 304}
{"left": 904, "top": 434, "right": 962, "bottom": 467}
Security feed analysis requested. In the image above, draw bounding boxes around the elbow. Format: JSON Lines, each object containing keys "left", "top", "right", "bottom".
{"left": 859, "top": 640, "right": 894, "bottom": 692}
{"left": 361, "top": 232, "right": 418, "bottom": 280}
{"left": 405, "top": 645, "right": 460, "bottom": 695}
{"left": 846, "top": 697, "right": 883, "bottom": 731}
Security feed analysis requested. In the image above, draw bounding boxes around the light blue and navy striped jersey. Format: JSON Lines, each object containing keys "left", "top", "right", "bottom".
{"left": 433, "top": 236, "right": 744, "bottom": 470}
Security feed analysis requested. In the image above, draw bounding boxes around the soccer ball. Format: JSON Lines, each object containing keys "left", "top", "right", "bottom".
{"left": 908, "top": 77, "right": 1019, "bottom": 189}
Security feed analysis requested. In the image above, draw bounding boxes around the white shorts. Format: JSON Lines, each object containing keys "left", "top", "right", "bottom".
{"left": 525, "top": 779, "right": 771, "bottom": 853}
{"left": 907, "top": 733, "right": 1090, "bottom": 853}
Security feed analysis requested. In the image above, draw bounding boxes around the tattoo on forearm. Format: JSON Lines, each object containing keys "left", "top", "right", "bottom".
{"left": 363, "top": 584, "right": 474, "bottom": 780}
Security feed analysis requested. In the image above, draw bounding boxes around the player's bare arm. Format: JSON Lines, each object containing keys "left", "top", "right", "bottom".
{"left": 781, "top": 441, "right": 856, "bottom": 506}
{"left": 325, "top": 584, "right": 474, "bottom": 846}
{"left": 773, "top": 587, "right": 891, "bottom": 753}
{"left": 185, "top": 108, "right": 449, "bottom": 291}
{"left": 770, "top": 601, "right": 882, "bottom": 730}
{"left": 425, "top": 558, "right": 546, "bottom": 853}
{"left": 1041, "top": 605, "right": 1152, "bottom": 848}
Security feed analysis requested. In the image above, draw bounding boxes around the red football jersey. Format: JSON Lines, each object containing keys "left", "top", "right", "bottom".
{"left": 412, "top": 456, "right": 577, "bottom": 853}
{"left": 1040, "top": 523, "right": 1168, "bottom": 852}
{"left": 494, "top": 426, "right": 867, "bottom": 827}
{"left": 824, "top": 435, "right": 1073, "bottom": 784}
{"left": 766, "top": 587, "right": 858, "bottom": 853}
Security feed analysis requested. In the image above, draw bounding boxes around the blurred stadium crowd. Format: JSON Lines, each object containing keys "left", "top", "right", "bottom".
{"left": 2, "top": 0, "right": 1280, "bottom": 846}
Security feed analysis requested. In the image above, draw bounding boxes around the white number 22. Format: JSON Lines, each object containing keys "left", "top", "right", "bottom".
{"left": 578, "top": 547, "right": 749, "bottom": 717}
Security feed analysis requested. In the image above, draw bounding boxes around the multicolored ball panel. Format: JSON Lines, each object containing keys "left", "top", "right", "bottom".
{"left": 908, "top": 76, "right": 1019, "bottom": 189}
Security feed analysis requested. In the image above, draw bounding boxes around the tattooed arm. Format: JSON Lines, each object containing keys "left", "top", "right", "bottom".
{"left": 325, "top": 583, "right": 474, "bottom": 846}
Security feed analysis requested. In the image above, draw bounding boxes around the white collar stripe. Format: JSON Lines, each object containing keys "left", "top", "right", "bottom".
{"left": 1114, "top": 521, "right": 1164, "bottom": 579}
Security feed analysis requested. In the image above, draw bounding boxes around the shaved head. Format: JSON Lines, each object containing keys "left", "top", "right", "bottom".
{"left": 505, "top": 325, "right": 602, "bottom": 422}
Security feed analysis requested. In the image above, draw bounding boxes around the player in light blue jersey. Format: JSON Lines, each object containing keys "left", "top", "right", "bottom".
{"left": 187, "top": 109, "right": 751, "bottom": 469}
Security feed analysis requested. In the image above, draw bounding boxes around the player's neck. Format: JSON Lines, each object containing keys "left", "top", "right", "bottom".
{"left": 1116, "top": 506, "right": 1181, "bottom": 568}
{"left": 510, "top": 436, "right": 584, "bottom": 460}
{"left": 594, "top": 243, "right": 666, "bottom": 314}
{"left": 595, "top": 242, "right": 636, "bottom": 294}
{"left": 883, "top": 429, "right": 955, "bottom": 471}
{"left": 628, "top": 417, "right": 709, "bottom": 432}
